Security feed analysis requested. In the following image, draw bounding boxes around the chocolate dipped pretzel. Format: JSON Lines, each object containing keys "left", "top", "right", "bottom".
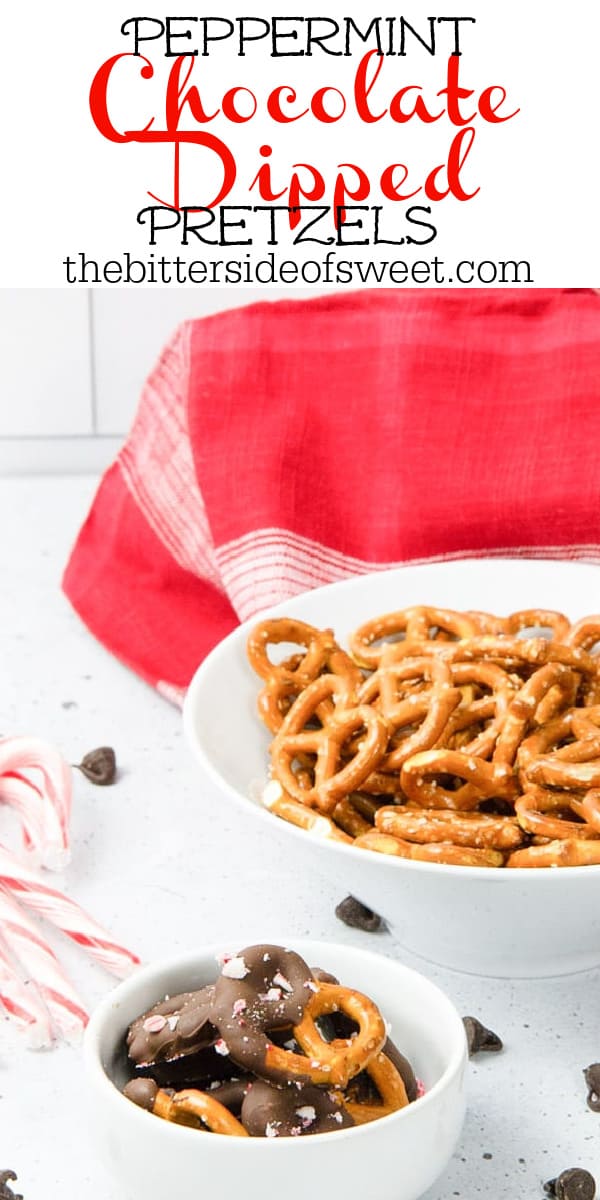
{"left": 122, "top": 944, "right": 421, "bottom": 1137}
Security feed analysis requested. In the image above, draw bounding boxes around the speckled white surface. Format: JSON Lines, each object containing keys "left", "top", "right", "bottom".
{"left": 1, "top": 476, "right": 599, "bottom": 1200}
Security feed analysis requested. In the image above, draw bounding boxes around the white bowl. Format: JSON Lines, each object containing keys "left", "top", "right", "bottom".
{"left": 184, "top": 559, "right": 600, "bottom": 977}
{"left": 83, "top": 940, "right": 467, "bottom": 1200}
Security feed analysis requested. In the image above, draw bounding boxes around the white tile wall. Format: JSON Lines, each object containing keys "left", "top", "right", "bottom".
{"left": 0, "top": 288, "right": 328, "bottom": 474}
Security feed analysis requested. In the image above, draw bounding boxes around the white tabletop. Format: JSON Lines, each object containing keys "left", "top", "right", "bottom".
{"left": 1, "top": 476, "right": 598, "bottom": 1200}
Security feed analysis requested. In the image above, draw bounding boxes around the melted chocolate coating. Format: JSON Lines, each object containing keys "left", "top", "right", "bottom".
{"left": 123, "top": 1078, "right": 159, "bottom": 1111}
{"left": 127, "top": 985, "right": 216, "bottom": 1067}
{"left": 241, "top": 1079, "right": 354, "bottom": 1137}
{"left": 133, "top": 1045, "right": 240, "bottom": 1090}
{"left": 206, "top": 1078, "right": 252, "bottom": 1114}
{"left": 384, "top": 1038, "right": 418, "bottom": 1103}
{"left": 211, "top": 945, "right": 314, "bottom": 1083}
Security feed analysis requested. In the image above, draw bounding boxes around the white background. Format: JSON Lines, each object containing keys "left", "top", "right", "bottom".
{"left": 1, "top": 0, "right": 599, "bottom": 285}
{"left": 0, "top": 287, "right": 328, "bottom": 472}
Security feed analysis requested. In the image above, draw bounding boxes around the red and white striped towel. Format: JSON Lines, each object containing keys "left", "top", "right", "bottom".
{"left": 62, "top": 288, "right": 600, "bottom": 701}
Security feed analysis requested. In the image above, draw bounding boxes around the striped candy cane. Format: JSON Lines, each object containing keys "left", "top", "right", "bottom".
{"left": 0, "top": 933, "right": 53, "bottom": 1047}
{"left": 0, "top": 887, "right": 87, "bottom": 1041}
{"left": 0, "top": 737, "right": 72, "bottom": 868}
{"left": 0, "top": 843, "right": 140, "bottom": 977}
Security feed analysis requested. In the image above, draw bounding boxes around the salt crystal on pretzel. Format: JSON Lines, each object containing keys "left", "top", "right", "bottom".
{"left": 0, "top": 843, "right": 140, "bottom": 978}
{"left": 0, "top": 736, "right": 72, "bottom": 869}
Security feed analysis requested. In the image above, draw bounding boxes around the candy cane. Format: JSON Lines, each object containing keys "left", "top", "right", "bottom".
{"left": 0, "top": 844, "right": 140, "bottom": 977}
{"left": 0, "top": 887, "right": 87, "bottom": 1041}
{"left": 0, "top": 737, "right": 72, "bottom": 868}
{"left": 0, "top": 933, "right": 53, "bottom": 1048}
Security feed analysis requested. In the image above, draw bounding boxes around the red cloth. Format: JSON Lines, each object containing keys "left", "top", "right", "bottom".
{"left": 63, "top": 288, "right": 600, "bottom": 700}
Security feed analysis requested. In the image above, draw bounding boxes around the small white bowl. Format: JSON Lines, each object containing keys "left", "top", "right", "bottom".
{"left": 83, "top": 941, "right": 467, "bottom": 1200}
{"left": 184, "top": 559, "right": 600, "bottom": 977}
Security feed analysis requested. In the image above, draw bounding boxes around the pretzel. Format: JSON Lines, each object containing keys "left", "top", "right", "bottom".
{"left": 515, "top": 788, "right": 600, "bottom": 841}
{"left": 464, "top": 610, "right": 508, "bottom": 635}
{"left": 507, "top": 839, "right": 600, "bottom": 868}
{"left": 504, "top": 609, "right": 571, "bottom": 640}
{"left": 249, "top": 606, "right": 600, "bottom": 868}
{"left": 271, "top": 676, "right": 388, "bottom": 813}
{"left": 572, "top": 789, "right": 600, "bottom": 833}
{"left": 524, "top": 754, "right": 600, "bottom": 791}
{"left": 493, "top": 664, "right": 579, "bottom": 767}
{"left": 290, "top": 981, "right": 386, "bottom": 1088}
{"left": 341, "top": 1050, "right": 410, "bottom": 1124}
{"left": 358, "top": 655, "right": 462, "bottom": 770}
{"left": 442, "top": 661, "right": 517, "bottom": 757}
{"left": 445, "top": 635, "right": 598, "bottom": 675}
{"left": 248, "top": 618, "right": 360, "bottom": 687}
{"left": 564, "top": 616, "right": 600, "bottom": 650}
{"left": 331, "top": 796, "right": 373, "bottom": 838}
{"left": 353, "top": 829, "right": 504, "bottom": 867}
{"left": 400, "top": 749, "right": 516, "bottom": 810}
{"left": 262, "top": 780, "right": 353, "bottom": 842}
{"left": 349, "top": 607, "right": 479, "bottom": 668}
{"left": 376, "top": 805, "right": 525, "bottom": 850}
{"left": 257, "top": 672, "right": 329, "bottom": 734}
{"left": 135, "top": 1083, "right": 249, "bottom": 1135}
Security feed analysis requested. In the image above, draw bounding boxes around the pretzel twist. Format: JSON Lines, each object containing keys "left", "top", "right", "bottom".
{"left": 515, "top": 788, "right": 600, "bottom": 841}
{"left": 291, "top": 982, "right": 387, "bottom": 1088}
{"left": 271, "top": 676, "right": 388, "bottom": 813}
{"left": 349, "top": 607, "right": 479, "bottom": 668}
{"left": 400, "top": 749, "right": 516, "bottom": 810}
{"left": 504, "top": 609, "right": 571, "bottom": 640}
{"left": 153, "top": 1087, "right": 249, "bottom": 1135}
{"left": 341, "top": 1051, "right": 410, "bottom": 1124}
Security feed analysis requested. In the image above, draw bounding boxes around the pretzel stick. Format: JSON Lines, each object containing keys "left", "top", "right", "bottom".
{"left": 0, "top": 886, "right": 87, "bottom": 1040}
{"left": 0, "top": 844, "right": 140, "bottom": 977}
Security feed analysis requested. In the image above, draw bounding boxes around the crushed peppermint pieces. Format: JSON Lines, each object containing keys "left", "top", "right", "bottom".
{"left": 221, "top": 956, "right": 249, "bottom": 980}
{"left": 167, "top": 1015, "right": 179, "bottom": 1032}
{"left": 265, "top": 1122, "right": 280, "bottom": 1138}
{"left": 215, "top": 1039, "right": 230, "bottom": 1056}
{"left": 232, "top": 999, "right": 247, "bottom": 1018}
{"left": 142, "top": 1015, "right": 167, "bottom": 1034}
{"left": 295, "top": 1105, "right": 317, "bottom": 1127}
{"left": 272, "top": 971, "right": 293, "bottom": 993}
{"left": 259, "top": 988, "right": 282, "bottom": 1002}
{"left": 416, "top": 1079, "right": 426, "bottom": 1098}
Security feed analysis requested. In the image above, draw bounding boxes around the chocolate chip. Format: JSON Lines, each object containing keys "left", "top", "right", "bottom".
{"left": 0, "top": 1171, "right": 23, "bottom": 1200}
{"left": 544, "top": 1169, "right": 596, "bottom": 1199}
{"left": 583, "top": 1064, "right": 600, "bottom": 1112}
{"left": 462, "top": 1016, "right": 503, "bottom": 1056}
{"left": 335, "top": 896, "right": 384, "bottom": 932}
{"left": 75, "top": 746, "right": 117, "bottom": 786}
